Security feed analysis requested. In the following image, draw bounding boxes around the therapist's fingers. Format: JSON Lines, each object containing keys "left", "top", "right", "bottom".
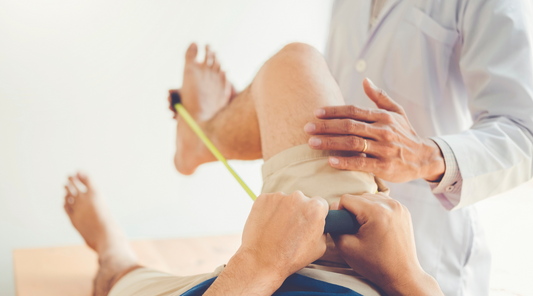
{"left": 313, "top": 105, "right": 387, "bottom": 122}
{"left": 308, "top": 135, "right": 374, "bottom": 152}
{"left": 363, "top": 78, "right": 405, "bottom": 115}
{"left": 304, "top": 119, "right": 376, "bottom": 138}
{"left": 308, "top": 136, "right": 391, "bottom": 158}
{"left": 327, "top": 155, "right": 384, "bottom": 173}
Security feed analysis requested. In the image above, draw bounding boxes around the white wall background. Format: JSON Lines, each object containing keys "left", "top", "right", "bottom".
{"left": 0, "top": 1, "right": 532, "bottom": 295}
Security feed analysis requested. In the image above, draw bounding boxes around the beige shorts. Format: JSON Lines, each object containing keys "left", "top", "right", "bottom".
{"left": 110, "top": 265, "right": 381, "bottom": 296}
{"left": 109, "top": 144, "right": 386, "bottom": 296}
{"left": 109, "top": 265, "right": 225, "bottom": 296}
{"left": 262, "top": 144, "right": 388, "bottom": 267}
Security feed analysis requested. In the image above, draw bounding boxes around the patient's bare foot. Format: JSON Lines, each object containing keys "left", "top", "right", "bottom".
{"left": 64, "top": 172, "right": 140, "bottom": 295}
{"left": 171, "top": 43, "right": 236, "bottom": 174}
{"left": 181, "top": 43, "right": 235, "bottom": 121}
{"left": 63, "top": 172, "right": 137, "bottom": 263}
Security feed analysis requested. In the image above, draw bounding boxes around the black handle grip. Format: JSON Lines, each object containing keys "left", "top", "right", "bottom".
{"left": 170, "top": 92, "right": 182, "bottom": 111}
{"left": 324, "top": 210, "right": 360, "bottom": 234}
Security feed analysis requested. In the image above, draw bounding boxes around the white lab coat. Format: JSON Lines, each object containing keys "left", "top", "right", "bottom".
{"left": 326, "top": 0, "right": 533, "bottom": 295}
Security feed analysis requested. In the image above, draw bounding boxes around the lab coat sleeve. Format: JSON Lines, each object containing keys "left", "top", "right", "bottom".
{"left": 434, "top": 0, "right": 533, "bottom": 210}
{"left": 427, "top": 138, "right": 463, "bottom": 210}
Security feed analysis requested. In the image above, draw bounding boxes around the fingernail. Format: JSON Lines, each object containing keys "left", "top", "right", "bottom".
{"left": 314, "top": 109, "right": 325, "bottom": 117}
{"left": 309, "top": 137, "right": 321, "bottom": 147}
{"left": 329, "top": 157, "right": 339, "bottom": 165}
{"left": 366, "top": 78, "right": 379, "bottom": 90}
{"left": 304, "top": 123, "right": 316, "bottom": 133}
{"left": 330, "top": 202, "right": 339, "bottom": 210}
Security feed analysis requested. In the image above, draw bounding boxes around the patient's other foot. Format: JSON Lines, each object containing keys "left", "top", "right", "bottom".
{"left": 63, "top": 172, "right": 137, "bottom": 262}
{"left": 63, "top": 172, "right": 139, "bottom": 295}
{"left": 172, "top": 43, "right": 235, "bottom": 174}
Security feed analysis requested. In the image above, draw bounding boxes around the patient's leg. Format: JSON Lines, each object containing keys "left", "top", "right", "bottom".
{"left": 173, "top": 43, "right": 344, "bottom": 173}
{"left": 64, "top": 173, "right": 140, "bottom": 296}
{"left": 250, "top": 43, "right": 345, "bottom": 159}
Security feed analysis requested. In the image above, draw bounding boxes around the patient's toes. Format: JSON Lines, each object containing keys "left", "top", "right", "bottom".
{"left": 212, "top": 54, "right": 220, "bottom": 72}
{"left": 204, "top": 45, "right": 215, "bottom": 66}
{"left": 185, "top": 43, "right": 198, "bottom": 62}
{"left": 76, "top": 172, "right": 92, "bottom": 191}
{"left": 64, "top": 190, "right": 75, "bottom": 206}
{"left": 220, "top": 71, "right": 227, "bottom": 83}
{"left": 63, "top": 186, "right": 76, "bottom": 217}
{"left": 68, "top": 176, "right": 81, "bottom": 195}
{"left": 65, "top": 184, "right": 76, "bottom": 203}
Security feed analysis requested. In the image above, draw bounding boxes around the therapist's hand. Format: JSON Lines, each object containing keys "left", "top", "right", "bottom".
{"left": 204, "top": 191, "right": 328, "bottom": 296}
{"left": 304, "top": 78, "right": 445, "bottom": 183}
{"left": 330, "top": 194, "right": 443, "bottom": 296}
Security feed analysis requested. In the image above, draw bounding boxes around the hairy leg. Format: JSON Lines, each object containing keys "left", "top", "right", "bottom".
{"left": 64, "top": 173, "right": 141, "bottom": 296}
{"left": 204, "top": 84, "right": 261, "bottom": 161}
{"left": 173, "top": 42, "right": 344, "bottom": 173}
{"left": 251, "top": 43, "right": 345, "bottom": 160}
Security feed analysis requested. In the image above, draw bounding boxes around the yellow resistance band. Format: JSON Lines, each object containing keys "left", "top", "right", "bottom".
{"left": 174, "top": 103, "right": 257, "bottom": 201}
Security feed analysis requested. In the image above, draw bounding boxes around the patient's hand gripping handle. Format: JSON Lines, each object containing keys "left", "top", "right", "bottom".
{"left": 171, "top": 92, "right": 360, "bottom": 234}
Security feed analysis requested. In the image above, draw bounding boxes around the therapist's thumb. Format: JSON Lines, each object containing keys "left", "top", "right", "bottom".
{"left": 363, "top": 78, "right": 404, "bottom": 115}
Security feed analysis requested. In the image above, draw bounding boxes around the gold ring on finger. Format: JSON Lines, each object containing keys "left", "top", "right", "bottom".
{"left": 361, "top": 139, "right": 368, "bottom": 153}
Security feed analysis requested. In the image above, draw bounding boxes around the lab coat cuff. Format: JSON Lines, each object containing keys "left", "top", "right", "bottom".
{"left": 428, "top": 137, "right": 463, "bottom": 209}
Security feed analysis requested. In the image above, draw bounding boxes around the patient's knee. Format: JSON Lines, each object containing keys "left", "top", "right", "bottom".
{"left": 272, "top": 42, "right": 323, "bottom": 68}
{"left": 255, "top": 42, "right": 325, "bottom": 89}
{"left": 279, "top": 42, "right": 320, "bottom": 58}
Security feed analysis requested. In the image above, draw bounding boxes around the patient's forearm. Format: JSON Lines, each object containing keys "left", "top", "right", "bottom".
{"left": 383, "top": 269, "right": 443, "bottom": 296}
{"left": 203, "top": 251, "right": 284, "bottom": 296}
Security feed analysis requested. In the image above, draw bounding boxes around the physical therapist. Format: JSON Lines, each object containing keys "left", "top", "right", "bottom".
{"left": 305, "top": 0, "right": 533, "bottom": 295}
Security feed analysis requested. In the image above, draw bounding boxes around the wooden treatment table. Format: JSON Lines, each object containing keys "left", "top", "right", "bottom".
{"left": 13, "top": 234, "right": 241, "bottom": 296}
